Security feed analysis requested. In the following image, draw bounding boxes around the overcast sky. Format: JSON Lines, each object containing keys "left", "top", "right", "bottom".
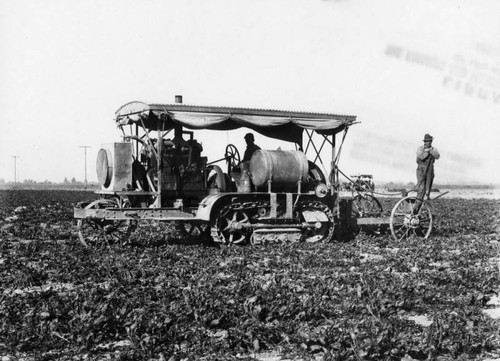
{"left": 1, "top": 0, "right": 499, "bottom": 185}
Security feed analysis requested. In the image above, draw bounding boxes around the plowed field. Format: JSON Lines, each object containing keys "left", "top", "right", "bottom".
{"left": 0, "top": 190, "right": 499, "bottom": 360}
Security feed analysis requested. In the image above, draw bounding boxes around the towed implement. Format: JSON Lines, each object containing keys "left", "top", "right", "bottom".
{"left": 74, "top": 98, "right": 438, "bottom": 246}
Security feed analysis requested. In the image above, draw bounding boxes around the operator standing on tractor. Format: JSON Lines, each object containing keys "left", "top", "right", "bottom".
{"left": 242, "top": 133, "right": 261, "bottom": 162}
{"left": 416, "top": 133, "right": 440, "bottom": 200}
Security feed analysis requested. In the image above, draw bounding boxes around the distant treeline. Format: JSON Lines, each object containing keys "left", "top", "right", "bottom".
{"left": 433, "top": 184, "right": 499, "bottom": 189}
{"left": 381, "top": 182, "right": 498, "bottom": 190}
{"left": 0, "top": 181, "right": 99, "bottom": 191}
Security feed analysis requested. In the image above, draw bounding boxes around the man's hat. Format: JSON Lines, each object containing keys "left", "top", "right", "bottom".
{"left": 244, "top": 133, "right": 254, "bottom": 140}
{"left": 423, "top": 133, "right": 433, "bottom": 142}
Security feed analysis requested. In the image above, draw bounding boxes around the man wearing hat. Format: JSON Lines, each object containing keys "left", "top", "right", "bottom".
{"left": 416, "top": 133, "right": 440, "bottom": 200}
{"left": 242, "top": 133, "right": 261, "bottom": 162}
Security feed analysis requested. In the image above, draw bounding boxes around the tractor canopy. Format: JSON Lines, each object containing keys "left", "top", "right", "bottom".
{"left": 115, "top": 101, "right": 357, "bottom": 144}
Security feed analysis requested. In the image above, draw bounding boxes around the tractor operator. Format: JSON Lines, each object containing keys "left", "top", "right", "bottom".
{"left": 416, "top": 133, "right": 440, "bottom": 200}
{"left": 242, "top": 133, "right": 261, "bottom": 162}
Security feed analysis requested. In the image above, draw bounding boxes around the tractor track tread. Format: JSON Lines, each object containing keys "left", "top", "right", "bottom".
{"left": 210, "top": 199, "right": 334, "bottom": 245}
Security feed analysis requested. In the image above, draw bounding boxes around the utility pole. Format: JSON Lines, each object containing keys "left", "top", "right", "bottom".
{"left": 79, "top": 146, "right": 91, "bottom": 189}
{"left": 12, "top": 156, "right": 19, "bottom": 184}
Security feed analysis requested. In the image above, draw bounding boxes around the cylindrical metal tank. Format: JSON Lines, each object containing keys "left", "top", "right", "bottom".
{"left": 249, "top": 150, "right": 309, "bottom": 187}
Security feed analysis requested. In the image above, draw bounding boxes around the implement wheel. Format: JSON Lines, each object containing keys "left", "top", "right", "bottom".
{"left": 77, "top": 199, "right": 136, "bottom": 247}
{"left": 390, "top": 196, "right": 433, "bottom": 241}
{"left": 352, "top": 194, "right": 383, "bottom": 217}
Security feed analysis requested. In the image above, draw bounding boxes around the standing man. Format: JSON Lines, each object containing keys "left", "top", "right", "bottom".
{"left": 416, "top": 133, "right": 440, "bottom": 200}
{"left": 242, "top": 133, "right": 261, "bottom": 162}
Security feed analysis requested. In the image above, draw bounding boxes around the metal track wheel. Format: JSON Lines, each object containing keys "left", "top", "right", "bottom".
{"left": 214, "top": 209, "right": 251, "bottom": 244}
{"left": 298, "top": 201, "right": 334, "bottom": 243}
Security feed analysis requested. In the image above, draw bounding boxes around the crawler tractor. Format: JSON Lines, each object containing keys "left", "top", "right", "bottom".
{"left": 74, "top": 98, "right": 435, "bottom": 246}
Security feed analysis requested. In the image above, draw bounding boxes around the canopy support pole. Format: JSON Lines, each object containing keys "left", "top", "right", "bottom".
{"left": 304, "top": 129, "right": 312, "bottom": 155}
{"left": 331, "top": 134, "right": 336, "bottom": 195}
{"left": 135, "top": 124, "right": 139, "bottom": 158}
{"left": 313, "top": 137, "right": 327, "bottom": 164}
{"left": 308, "top": 132, "right": 328, "bottom": 179}
{"left": 139, "top": 118, "right": 158, "bottom": 160}
{"left": 156, "top": 124, "right": 163, "bottom": 208}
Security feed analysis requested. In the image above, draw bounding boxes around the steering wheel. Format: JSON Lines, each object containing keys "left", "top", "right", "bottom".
{"left": 224, "top": 144, "right": 241, "bottom": 171}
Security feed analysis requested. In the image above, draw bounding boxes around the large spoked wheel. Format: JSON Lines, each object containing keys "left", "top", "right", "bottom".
{"left": 224, "top": 144, "right": 241, "bottom": 172}
{"left": 352, "top": 194, "right": 383, "bottom": 217}
{"left": 77, "top": 199, "right": 136, "bottom": 247}
{"left": 215, "top": 209, "right": 251, "bottom": 245}
{"left": 299, "top": 204, "right": 334, "bottom": 243}
{"left": 390, "top": 196, "right": 433, "bottom": 241}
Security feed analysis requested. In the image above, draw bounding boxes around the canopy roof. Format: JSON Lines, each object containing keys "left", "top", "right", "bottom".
{"left": 115, "top": 101, "right": 357, "bottom": 143}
